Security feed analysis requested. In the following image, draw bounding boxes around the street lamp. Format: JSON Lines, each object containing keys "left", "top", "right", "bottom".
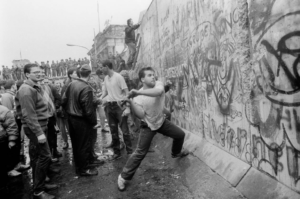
{"left": 66, "top": 43, "right": 96, "bottom": 71}
{"left": 66, "top": 44, "right": 89, "bottom": 51}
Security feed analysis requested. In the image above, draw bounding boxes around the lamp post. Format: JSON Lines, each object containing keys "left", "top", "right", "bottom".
{"left": 66, "top": 44, "right": 95, "bottom": 69}
{"left": 66, "top": 44, "right": 89, "bottom": 51}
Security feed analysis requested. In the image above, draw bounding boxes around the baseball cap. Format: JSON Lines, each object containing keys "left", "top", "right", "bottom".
{"left": 80, "top": 64, "right": 91, "bottom": 72}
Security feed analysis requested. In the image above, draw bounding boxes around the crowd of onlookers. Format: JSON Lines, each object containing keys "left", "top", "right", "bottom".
{"left": 0, "top": 56, "right": 182, "bottom": 199}
{"left": 1, "top": 53, "right": 130, "bottom": 83}
{"left": 0, "top": 18, "right": 186, "bottom": 199}
{"left": 0, "top": 18, "right": 170, "bottom": 198}
{"left": 1, "top": 57, "right": 90, "bottom": 81}
{"left": 0, "top": 58, "right": 142, "bottom": 198}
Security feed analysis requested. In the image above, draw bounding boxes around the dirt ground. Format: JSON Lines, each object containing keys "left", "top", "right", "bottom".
{"left": 5, "top": 128, "right": 245, "bottom": 199}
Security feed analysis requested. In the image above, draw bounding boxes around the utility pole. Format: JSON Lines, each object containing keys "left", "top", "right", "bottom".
{"left": 97, "top": 1, "right": 100, "bottom": 33}
{"left": 94, "top": 29, "right": 97, "bottom": 66}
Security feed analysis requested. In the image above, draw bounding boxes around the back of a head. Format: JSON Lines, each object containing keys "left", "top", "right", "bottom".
{"left": 102, "top": 60, "right": 113, "bottom": 69}
{"left": 0, "top": 80, "right": 7, "bottom": 88}
{"left": 95, "top": 69, "right": 103, "bottom": 76}
{"left": 16, "top": 80, "right": 24, "bottom": 90}
{"left": 127, "top": 18, "right": 132, "bottom": 26}
{"left": 4, "top": 80, "right": 15, "bottom": 90}
{"left": 79, "top": 64, "right": 91, "bottom": 78}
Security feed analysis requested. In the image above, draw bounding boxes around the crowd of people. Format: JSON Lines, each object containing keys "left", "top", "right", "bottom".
{"left": 1, "top": 57, "right": 90, "bottom": 81}
{"left": 0, "top": 19, "right": 189, "bottom": 199}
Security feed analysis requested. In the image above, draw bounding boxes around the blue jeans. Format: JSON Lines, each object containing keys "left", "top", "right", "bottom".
{"left": 121, "top": 119, "right": 185, "bottom": 180}
{"left": 105, "top": 102, "right": 133, "bottom": 155}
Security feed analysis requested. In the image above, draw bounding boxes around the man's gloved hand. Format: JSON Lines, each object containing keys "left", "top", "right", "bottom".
{"left": 37, "top": 134, "right": 47, "bottom": 144}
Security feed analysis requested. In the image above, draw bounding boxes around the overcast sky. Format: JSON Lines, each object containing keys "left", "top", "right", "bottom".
{"left": 0, "top": 0, "right": 152, "bottom": 67}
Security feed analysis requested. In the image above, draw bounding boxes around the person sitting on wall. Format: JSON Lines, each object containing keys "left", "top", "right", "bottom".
{"left": 125, "top": 18, "right": 140, "bottom": 69}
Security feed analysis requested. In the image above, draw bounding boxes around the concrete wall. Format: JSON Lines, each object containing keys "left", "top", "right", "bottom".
{"left": 135, "top": 0, "right": 300, "bottom": 193}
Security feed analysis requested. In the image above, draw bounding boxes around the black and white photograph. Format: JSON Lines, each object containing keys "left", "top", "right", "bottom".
{"left": 1, "top": 0, "right": 300, "bottom": 198}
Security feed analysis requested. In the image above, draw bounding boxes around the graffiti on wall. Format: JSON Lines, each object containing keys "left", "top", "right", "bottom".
{"left": 249, "top": 0, "right": 300, "bottom": 189}
{"left": 136, "top": 0, "right": 300, "bottom": 193}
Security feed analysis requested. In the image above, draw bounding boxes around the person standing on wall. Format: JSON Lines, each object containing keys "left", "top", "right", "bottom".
{"left": 125, "top": 18, "right": 140, "bottom": 69}
{"left": 56, "top": 61, "right": 61, "bottom": 77}
{"left": 15, "top": 65, "right": 21, "bottom": 80}
{"left": 51, "top": 61, "right": 56, "bottom": 77}
{"left": 100, "top": 60, "right": 133, "bottom": 161}
{"left": 11, "top": 66, "right": 17, "bottom": 81}
{"left": 41, "top": 62, "right": 47, "bottom": 77}
{"left": 117, "top": 67, "right": 189, "bottom": 191}
{"left": 46, "top": 61, "right": 51, "bottom": 77}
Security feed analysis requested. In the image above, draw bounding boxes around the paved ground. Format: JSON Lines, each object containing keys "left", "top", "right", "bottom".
{"left": 6, "top": 127, "right": 246, "bottom": 199}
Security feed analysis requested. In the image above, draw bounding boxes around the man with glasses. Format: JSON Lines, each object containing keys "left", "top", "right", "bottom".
{"left": 15, "top": 64, "right": 55, "bottom": 199}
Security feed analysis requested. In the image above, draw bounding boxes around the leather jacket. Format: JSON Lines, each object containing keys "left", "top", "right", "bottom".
{"left": 62, "top": 79, "right": 97, "bottom": 125}
{"left": 125, "top": 24, "right": 140, "bottom": 44}
{"left": 0, "top": 105, "right": 18, "bottom": 142}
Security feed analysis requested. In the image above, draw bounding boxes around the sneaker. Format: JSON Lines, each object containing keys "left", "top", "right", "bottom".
{"left": 7, "top": 170, "right": 22, "bottom": 177}
{"left": 109, "top": 154, "right": 122, "bottom": 161}
{"left": 15, "top": 163, "right": 30, "bottom": 172}
{"left": 171, "top": 149, "right": 189, "bottom": 158}
{"left": 117, "top": 174, "right": 127, "bottom": 191}
{"left": 79, "top": 169, "right": 98, "bottom": 176}
{"left": 33, "top": 191, "right": 55, "bottom": 199}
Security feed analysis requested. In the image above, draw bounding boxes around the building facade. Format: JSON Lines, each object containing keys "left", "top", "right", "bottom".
{"left": 88, "top": 24, "right": 128, "bottom": 68}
